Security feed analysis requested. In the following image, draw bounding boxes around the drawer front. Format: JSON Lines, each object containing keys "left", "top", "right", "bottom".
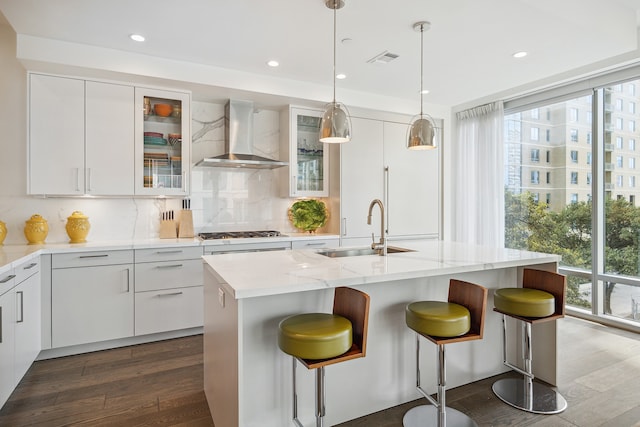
{"left": 135, "top": 246, "right": 203, "bottom": 263}
{"left": 14, "top": 258, "right": 40, "bottom": 284}
{"left": 291, "top": 239, "right": 340, "bottom": 249}
{"left": 135, "top": 259, "right": 203, "bottom": 292}
{"left": 134, "top": 285, "right": 203, "bottom": 336}
{"left": 53, "top": 250, "right": 134, "bottom": 268}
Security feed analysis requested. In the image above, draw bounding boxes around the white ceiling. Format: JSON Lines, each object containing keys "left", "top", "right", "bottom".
{"left": 2, "top": 0, "right": 640, "bottom": 110}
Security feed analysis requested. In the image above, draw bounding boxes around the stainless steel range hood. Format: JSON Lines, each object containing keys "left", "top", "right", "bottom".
{"left": 195, "top": 100, "right": 288, "bottom": 169}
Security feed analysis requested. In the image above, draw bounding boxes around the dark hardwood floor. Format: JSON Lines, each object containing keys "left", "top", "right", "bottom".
{"left": 1, "top": 316, "right": 639, "bottom": 426}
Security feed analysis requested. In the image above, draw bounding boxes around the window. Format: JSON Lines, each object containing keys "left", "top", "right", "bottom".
{"left": 570, "top": 108, "right": 579, "bottom": 121}
{"left": 630, "top": 139, "right": 636, "bottom": 151}
{"left": 629, "top": 176, "right": 636, "bottom": 187}
{"left": 546, "top": 129, "right": 551, "bottom": 142}
{"left": 630, "top": 120, "right": 636, "bottom": 132}
{"left": 571, "top": 172, "right": 578, "bottom": 184}
{"left": 616, "top": 99, "right": 623, "bottom": 111}
{"left": 546, "top": 193, "right": 551, "bottom": 204}
{"left": 570, "top": 193, "right": 578, "bottom": 203}
{"left": 532, "top": 193, "right": 539, "bottom": 203}
{"left": 531, "top": 149, "right": 540, "bottom": 162}
{"left": 617, "top": 156, "right": 624, "bottom": 168}
{"left": 630, "top": 102, "right": 636, "bottom": 114}
{"left": 570, "top": 150, "right": 578, "bottom": 163}
{"left": 616, "top": 136, "right": 624, "bottom": 149}
{"left": 587, "top": 152, "right": 592, "bottom": 165}
{"left": 614, "top": 83, "right": 623, "bottom": 92}
{"left": 531, "top": 108, "right": 539, "bottom": 119}
{"left": 631, "top": 195, "right": 636, "bottom": 205}
{"left": 546, "top": 108, "right": 551, "bottom": 120}
{"left": 570, "top": 129, "right": 578, "bottom": 142}
{"left": 617, "top": 175, "right": 624, "bottom": 187}
{"left": 587, "top": 132, "right": 592, "bottom": 144}
{"left": 629, "top": 157, "right": 636, "bottom": 169}
{"left": 546, "top": 150, "right": 551, "bottom": 163}
{"left": 587, "top": 172, "right": 592, "bottom": 185}
{"left": 530, "top": 127, "right": 539, "bottom": 141}
{"left": 546, "top": 171, "right": 551, "bottom": 184}
{"left": 616, "top": 117, "right": 623, "bottom": 130}
{"left": 531, "top": 171, "right": 540, "bottom": 184}
{"left": 630, "top": 83, "right": 636, "bottom": 96}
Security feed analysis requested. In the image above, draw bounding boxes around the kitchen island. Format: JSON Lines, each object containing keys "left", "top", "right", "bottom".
{"left": 202, "top": 240, "right": 561, "bottom": 427}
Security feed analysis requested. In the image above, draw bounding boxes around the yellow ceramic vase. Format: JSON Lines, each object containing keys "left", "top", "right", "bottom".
{"left": 24, "top": 214, "right": 48, "bottom": 244}
{"left": 66, "top": 211, "right": 90, "bottom": 243}
{"left": 0, "top": 220, "right": 6, "bottom": 245}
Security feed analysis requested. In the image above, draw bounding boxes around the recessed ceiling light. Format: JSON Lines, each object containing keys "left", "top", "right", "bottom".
{"left": 130, "top": 34, "right": 145, "bottom": 42}
{"left": 267, "top": 60, "right": 279, "bottom": 67}
{"left": 513, "top": 51, "right": 528, "bottom": 58}
{"left": 420, "top": 89, "right": 430, "bottom": 95}
{"left": 336, "top": 73, "right": 347, "bottom": 80}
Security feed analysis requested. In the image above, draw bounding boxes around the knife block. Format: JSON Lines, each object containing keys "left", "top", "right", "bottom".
{"left": 159, "top": 220, "right": 177, "bottom": 239}
{"left": 178, "top": 210, "right": 194, "bottom": 238}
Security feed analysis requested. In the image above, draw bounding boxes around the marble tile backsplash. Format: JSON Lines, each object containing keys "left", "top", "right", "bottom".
{"left": 0, "top": 101, "right": 301, "bottom": 245}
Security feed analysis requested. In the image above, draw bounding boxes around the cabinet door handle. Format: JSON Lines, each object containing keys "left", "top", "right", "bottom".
{"left": 16, "top": 291, "right": 24, "bottom": 323}
{"left": 291, "top": 175, "right": 297, "bottom": 195}
{"left": 0, "top": 306, "right": 3, "bottom": 343}
{"left": 125, "top": 268, "right": 131, "bottom": 293}
{"left": 341, "top": 218, "right": 347, "bottom": 237}
{"left": 23, "top": 263, "right": 38, "bottom": 270}
{"left": 156, "top": 264, "right": 184, "bottom": 269}
{"left": 182, "top": 171, "right": 186, "bottom": 192}
{"left": 0, "top": 274, "right": 16, "bottom": 284}
{"left": 87, "top": 168, "right": 92, "bottom": 192}
{"left": 75, "top": 168, "right": 81, "bottom": 192}
{"left": 156, "top": 291, "right": 183, "bottom": 297}
{"left": 79, "top": 254, "right": 109, "bottom": 259}
{"left": 155, "top": 250, "right": 183, "bottom": 255}
{"left": 304, "top": 242, "right": 326, "bottom": 247}
{"left": 384, "top": 165, "right": 390, "bottom": 235}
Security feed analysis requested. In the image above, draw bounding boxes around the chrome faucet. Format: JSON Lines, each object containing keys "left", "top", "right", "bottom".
{"left": 367, "top": 199, "right": 387, "bottom": 256}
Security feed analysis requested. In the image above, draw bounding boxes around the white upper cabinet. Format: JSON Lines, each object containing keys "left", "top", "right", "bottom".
{"left": 29, "top": 74, "right": 86, "bottom": 195}
{"left": 134, "top": 87, "right": 191, "bottom": 196}
{"left": 85, "top": 81, "right": 135, "bottom": 195}
{"left": 340, "top": 117, "right": 384, "bottom": 244}
{"left": 280, "top": 107, "right": 329, "bottom": 197}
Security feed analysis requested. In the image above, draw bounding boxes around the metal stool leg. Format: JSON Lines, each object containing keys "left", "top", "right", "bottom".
{"left": 403, "top": 334, "right": 478, "bottom": 427}
{"left": 492, "top": 315, "right": 567, "bottom": 414}
{"left": 291, "top": 358, "right": 303, "bottom": 427}
{"left": 315, "top": 367, "right": 325, "bottom": 427}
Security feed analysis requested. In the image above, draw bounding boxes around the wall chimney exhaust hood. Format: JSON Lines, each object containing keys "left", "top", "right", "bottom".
{"left": 195, "top": 100, "right": 288, "bottom": 169}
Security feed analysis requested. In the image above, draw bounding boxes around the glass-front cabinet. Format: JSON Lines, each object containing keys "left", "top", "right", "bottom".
{"left": 281, "top": 107, "right": 329, "bottom": 197}
{"left": 134, "top": 87, "right": 191, "bottom": 196}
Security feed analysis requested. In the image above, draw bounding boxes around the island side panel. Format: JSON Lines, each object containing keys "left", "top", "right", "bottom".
{"left": 203, "top": 263, "right": 239, "bottom": 427}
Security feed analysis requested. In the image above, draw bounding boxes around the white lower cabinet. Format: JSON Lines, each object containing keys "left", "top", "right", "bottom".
{"left": 0, "top": 280, "right": 16, "bottom": 409}
{"left": 0, "top": 258, "right": 41, "bottom": 409}
{"left": 134, "top": 246, "right": 203, "bottom": 336}
{"left": 52, "top": 251, "right": 134, "bottom": 348}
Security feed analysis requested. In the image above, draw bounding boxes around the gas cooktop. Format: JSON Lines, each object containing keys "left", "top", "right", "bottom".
{"left": 198, "top": 230, "right": 284, "bottom": 240}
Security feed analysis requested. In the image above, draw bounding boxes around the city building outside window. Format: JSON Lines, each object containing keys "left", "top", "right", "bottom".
{"left": 571, "top": 171, "right": 578, "bottom": 184}
{"left": 531, "top": 149, "right": 540, "bottom": 162}
{"left": 546, "top": 150, "right": 551, "bottom": 162}
{"left": 546, "top": 129, "right": 551, "bottom": 142}
{"left": 629, "top": 176, "right": 636, "bottom": 187}
{"left": 570, "top": 193, "right": 578, "bottom": 203}
{"left": 530, "top": 170, "right": 540, "bottom": 184}
{"left": 616, "top": 99, "right": 623, "bottom": 111}
{"left": 630, "top": 139, "right": 636, "bottom": 150}
{"left": 617, "top": 156, "right": 624, "bottom": 168}
{"left": 571, "top": 150, "right": 578, "bottom": 163}
{"left": 531, "top": 127, "right": 539, "bottom": 141}
{"left": 570, "top": 107, "right": 579, "bottom": 121}
{"left": 546, "top": 171, "right": 551, "bottom": 184}
{"left": 630, "top": 157, "right": 636, "bottom": 169}
{"left": 630, "top": 120, "right": 636, "bottom": 132}
{"left": 531, "top": 108, "right": 539, "bottom": 119}
{"left": 546, "top": 193, "right": 551, "bottom": 205}
{"left": 587, "top": 152, "right": 592, "bottom": 164}
{"left": 616, "top": 117, "right": 623, "bottom": 129}
{"left": 616, "top": 136, "right": 624, "bottom": 149}
{"left": 587, "top": 132, "right": 592, "bottom": 144}
{"left": 617, "top": 175, "right": 624, "bottom": 187}
{"left": 631, "top": 102, "right": 636, "bottom": 114}
{"left": 587, "top": 172, "right": 592, "bottom": 185}
{"left": 571, "top": 129, "right": 578, "bottom": 142}
{"left": 631, "top": 83, "right": 636, "bottom": 96}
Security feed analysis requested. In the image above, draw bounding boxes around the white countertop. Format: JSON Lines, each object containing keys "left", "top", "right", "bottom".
{"left": 202, "top": 240, "right": 561, "bottom": 299}
{"left": 0, "top": 234, "right": 339, "bottom": 276}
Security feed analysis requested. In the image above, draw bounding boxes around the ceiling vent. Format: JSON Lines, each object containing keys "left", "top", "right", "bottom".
{"left": 367, "top": 51, "right": 399, "bottom": 64}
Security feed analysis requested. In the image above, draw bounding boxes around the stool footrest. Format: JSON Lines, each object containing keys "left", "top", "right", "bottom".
{"left": 403, "top": 405, "right": 478, "bottom": 427}
{"left": 492, "top": 377, "right": 567, "bottom": 414}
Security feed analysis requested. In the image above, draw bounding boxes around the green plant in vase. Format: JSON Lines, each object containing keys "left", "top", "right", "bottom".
{"left": 289, "top": 199, "right": 328, "bottom": 233}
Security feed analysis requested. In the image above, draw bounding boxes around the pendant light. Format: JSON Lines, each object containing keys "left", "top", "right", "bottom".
{"left": 407, "top": 21, "right": 437, "bottom": 150}
{"left": 319, "top": 0, "right": 351, "bottom": 143}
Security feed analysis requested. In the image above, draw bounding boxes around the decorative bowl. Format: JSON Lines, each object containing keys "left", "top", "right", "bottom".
{"left": 154, "top": 103, "right": 173, "bottom": 117}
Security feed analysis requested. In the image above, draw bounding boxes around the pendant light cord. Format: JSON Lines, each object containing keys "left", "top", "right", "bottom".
{"left": 332, "top": 1, "right": 337, "bottom": 105}
{"left": 419, "top": 23, "right": 424, "bottom": 117}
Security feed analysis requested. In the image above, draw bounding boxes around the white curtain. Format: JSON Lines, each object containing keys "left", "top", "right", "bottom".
{"left": 452, "top": 101, "right": 504, "bottom": 247}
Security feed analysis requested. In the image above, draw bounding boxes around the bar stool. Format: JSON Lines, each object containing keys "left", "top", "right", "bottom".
{"left": 403, "top": 279, "right": 488, "bottom": 427}
{"left": 492, "top": 268, "right": 568, "bottom": 414}
{"left": 278, "top": 287, "right": 370, "bottom": 427}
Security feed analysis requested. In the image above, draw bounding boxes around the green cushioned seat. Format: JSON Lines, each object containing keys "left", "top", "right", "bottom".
{"left": 406, "top": 301, "right": 471, "bottom": 338}
{"left": 278, "top": 313, "right": 352, "bottom": 360}
{"left": 494, "top": 288, "right": 555, "bottom": 318}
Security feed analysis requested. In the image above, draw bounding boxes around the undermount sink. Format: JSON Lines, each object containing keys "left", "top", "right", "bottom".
{"left": 317, "top": 246, "right": 415, "bottom": 258}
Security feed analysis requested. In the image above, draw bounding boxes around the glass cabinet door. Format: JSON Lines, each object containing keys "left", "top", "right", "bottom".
{"left": 134, "top": 87, "right": 190, "bottom": 196}
{"left": 288, "top": 107, "right": 329, "bottom": 197}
